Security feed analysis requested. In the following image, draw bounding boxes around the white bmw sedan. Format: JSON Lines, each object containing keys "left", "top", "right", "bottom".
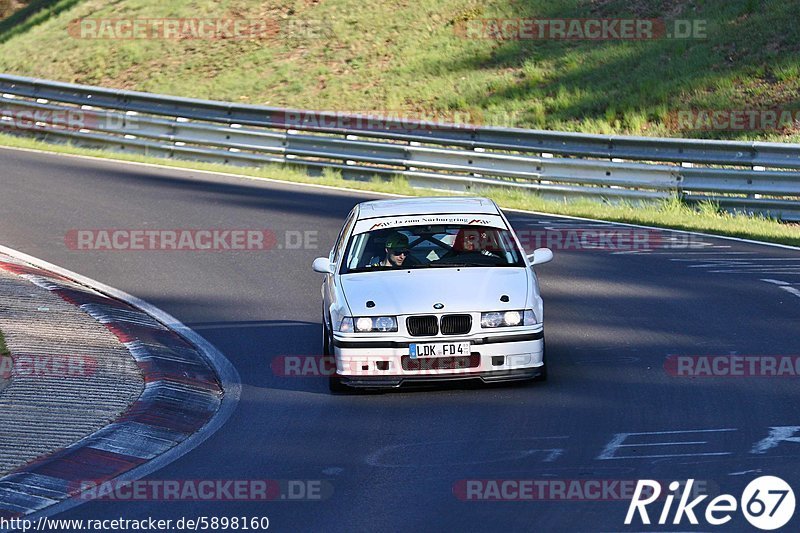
{"left": 312, "top": 197, "right": 553, "bottom": 391}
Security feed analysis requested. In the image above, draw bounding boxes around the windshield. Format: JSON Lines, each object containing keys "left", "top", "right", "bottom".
{"left": 341, "top": 224, "right": 525, "bottom": 273}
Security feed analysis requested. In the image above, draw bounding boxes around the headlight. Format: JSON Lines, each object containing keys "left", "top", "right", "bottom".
{"left": 503, "top": 310, "right": 521, "bottom": 326}
{"left": 339, "top": 316, "right": 398, "bottom": 332}
{"left": 356, "top": 317, "right": 373, "bottom": 332}
{"left": 481, "top": 309, "right": 537, "bottom": 328}
{"left": 481, "top": 312, "right": 504, "bottom": 328}
{"left": 374, "top": 316, "right": 397, "bottom": 331}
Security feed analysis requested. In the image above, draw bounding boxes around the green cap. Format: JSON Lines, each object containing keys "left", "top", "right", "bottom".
{"left": 385, "top": 232, "right": 409, "bottom": 250}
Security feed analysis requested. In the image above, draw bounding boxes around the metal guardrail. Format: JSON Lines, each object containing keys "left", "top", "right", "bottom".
{"left": 1, "top": 74, "right": 799, "bottom": 220}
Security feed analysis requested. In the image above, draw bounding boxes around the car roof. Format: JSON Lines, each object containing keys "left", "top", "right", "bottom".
{"left": 355, "top": 197, "right": 499, "bottom": 219}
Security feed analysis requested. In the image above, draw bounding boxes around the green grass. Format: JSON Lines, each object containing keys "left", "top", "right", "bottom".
{"left": 1, "top": 132, "right": 797, "bottom": 247}
{"left": 0, "top": 327, "right": 9, "bottom": 357}
{"left": 0, "top": 0, "right": 800, "bottom": 141}
{"left": 0, "top": 327, "right": 10, "bottom": 385}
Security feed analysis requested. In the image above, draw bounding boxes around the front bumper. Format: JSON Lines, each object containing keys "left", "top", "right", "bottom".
{"left": 338, "top": 367, "right": 543, "bottom": 388}
{"left": 331, "top": 329, "right": 544, "bottom": 388}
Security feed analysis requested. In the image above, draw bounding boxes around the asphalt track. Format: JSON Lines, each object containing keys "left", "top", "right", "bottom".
{"left": 1, "top": 146, "right": 800, "bottom": 531}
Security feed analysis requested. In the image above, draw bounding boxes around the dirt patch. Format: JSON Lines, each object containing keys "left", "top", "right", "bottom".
{"left": 0, "top": 0, "right": 27, "bottom": 20}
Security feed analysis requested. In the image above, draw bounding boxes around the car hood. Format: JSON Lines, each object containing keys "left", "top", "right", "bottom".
{"left": 340, "top": 267, "right": 530, "bottom": 315}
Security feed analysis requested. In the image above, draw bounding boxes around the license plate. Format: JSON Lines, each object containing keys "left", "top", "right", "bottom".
{"left": 409, "top": 342, "right": 471, "bottom": 359}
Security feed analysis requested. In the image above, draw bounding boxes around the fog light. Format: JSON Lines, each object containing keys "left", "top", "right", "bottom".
{"left": 507, "top": 354, "right": 531, "bottom": 366}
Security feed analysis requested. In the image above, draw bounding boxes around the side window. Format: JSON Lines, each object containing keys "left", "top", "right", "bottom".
{"left": 332, "top": 210, "right": 356, "bottom": 264}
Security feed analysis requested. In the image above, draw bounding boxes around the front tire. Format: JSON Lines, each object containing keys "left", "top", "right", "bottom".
{"left": 328, "top": 374, "right": 349, "bottom": 393}
{"left": 323, "top": 317, "right": 349, "bottom": 393}
{"left": 322, "top": 317, "right": 332, "bottom": 356}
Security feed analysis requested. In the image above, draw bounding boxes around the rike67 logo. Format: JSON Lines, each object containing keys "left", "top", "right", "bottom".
{"left": 626, "top": 476, "right": 795, "bottom": 530}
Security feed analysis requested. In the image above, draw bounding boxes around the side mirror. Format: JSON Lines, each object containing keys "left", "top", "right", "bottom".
{"left": 527, "top": 248, "right": 553, "bottom": 266}
{"left": 312, "top": 257, "right": 334, "bottom": 274}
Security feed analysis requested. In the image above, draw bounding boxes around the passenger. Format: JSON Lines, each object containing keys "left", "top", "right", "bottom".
{"left": 451, "top": 228, "right": 498, "bottom": 256}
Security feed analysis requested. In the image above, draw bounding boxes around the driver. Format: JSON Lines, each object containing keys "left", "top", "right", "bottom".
{"left": 368, "top": 232, "right": 410, "bottom": 268}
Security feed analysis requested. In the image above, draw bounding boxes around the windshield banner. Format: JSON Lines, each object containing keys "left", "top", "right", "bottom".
{"left": 353, "top": 214, "right": 507, "bottom": 235}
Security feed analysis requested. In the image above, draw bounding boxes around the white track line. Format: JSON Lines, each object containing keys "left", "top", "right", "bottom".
{"left": 759, "top": 278, "right": 800, "bottom": 299}
{"left": 780, "top": 286, "right": 800, "bottom": 298}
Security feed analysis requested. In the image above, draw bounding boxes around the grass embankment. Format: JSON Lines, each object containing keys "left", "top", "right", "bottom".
{"left": 0, "top": 326, "right": 11, "bottom": 384}
{"left": 0, "top": 0, "right": 799, "bottom": 140}
{"left": 2, "top": 133, "right": 797, "bottom": 247}
{"left": 0, "top": 328, "right": 9, "bottom": 357}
